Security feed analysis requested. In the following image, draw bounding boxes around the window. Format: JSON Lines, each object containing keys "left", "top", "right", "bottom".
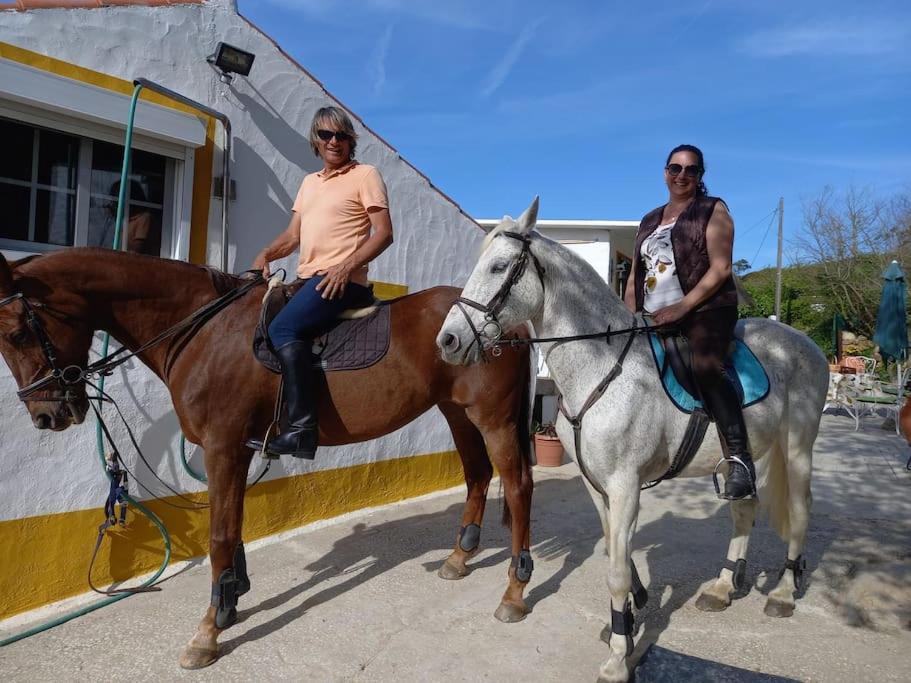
{"left": 0, "top": 118, "right": 78, "bottom": 247}
{"left": 0, "top": 116, "right": 173, "bottom": 256}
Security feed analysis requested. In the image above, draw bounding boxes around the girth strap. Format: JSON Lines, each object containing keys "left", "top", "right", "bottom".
{"left": 641, "top": 408, "right": 711, "bottom": 490}
{"left": 557, "top": 330, "right": 638, "bottom": 496}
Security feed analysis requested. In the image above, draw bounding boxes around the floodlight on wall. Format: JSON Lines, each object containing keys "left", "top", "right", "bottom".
{"left": 207, "top": 42, "right": 256, "bottom": 83}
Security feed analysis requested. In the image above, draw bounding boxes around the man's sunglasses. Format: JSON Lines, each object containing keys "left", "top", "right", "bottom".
{"left": 316, "top": 129, "right": 352, "bottom": 143}
{"left": 666, "top": 163, "right": 702, "bottom": 178}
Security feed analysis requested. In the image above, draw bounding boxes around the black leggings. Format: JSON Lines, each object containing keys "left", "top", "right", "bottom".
{"left": 679, "top": 306, "right": 738, "bottom": 400}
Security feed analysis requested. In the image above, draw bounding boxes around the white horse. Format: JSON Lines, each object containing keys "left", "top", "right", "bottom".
{"left": 436, "top": 198, "right": 829, "bottom": 682}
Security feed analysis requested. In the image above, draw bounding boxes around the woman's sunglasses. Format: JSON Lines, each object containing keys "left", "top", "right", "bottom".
{"left": 666, "top": 163, "right": 702, "bottom": 178}
{"left": 316, "top": 129, "right": 352, "bottom": 143}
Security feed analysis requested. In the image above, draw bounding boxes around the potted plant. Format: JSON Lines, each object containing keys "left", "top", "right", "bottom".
{"left": 533, "top": 422, "right": 564, "bottom": 467}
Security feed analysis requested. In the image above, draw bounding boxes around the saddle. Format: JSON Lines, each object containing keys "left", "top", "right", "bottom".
{"left": 639, "top": 324, "right": 770, "bottom": 488}
{"left": 252, "top": 279, "right": 391, "bottom": 374}
{"left": 647, "top": 327, "right": 770, "bottom": 415}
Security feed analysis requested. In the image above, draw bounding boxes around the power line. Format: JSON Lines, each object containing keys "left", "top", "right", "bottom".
{"left": 739, "top": 207, "right": 779, "bottom": 236}
{"left": 750, "top": 208, "right": 778, "bottom": 266}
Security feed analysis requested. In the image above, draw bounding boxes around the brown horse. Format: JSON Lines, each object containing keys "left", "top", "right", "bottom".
{"left": 0, "top": 248, "right": 534, "bottom": 669}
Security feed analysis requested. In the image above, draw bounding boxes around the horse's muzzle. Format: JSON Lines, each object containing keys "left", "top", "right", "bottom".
{"left": 30, "top": 395, "right": 88, "bottom": 431}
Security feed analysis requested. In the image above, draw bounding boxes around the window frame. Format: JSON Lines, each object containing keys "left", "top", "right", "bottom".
{"left": 0, "top": 102, "right": 194, "bottom": 261}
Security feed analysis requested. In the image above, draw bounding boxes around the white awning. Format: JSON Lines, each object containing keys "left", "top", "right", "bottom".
{"left": 0, "top": 58, "right": 207, "bottom": 155}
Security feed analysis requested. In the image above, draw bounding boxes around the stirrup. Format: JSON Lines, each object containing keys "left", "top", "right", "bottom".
{"left": 712, "top": 456, "right": 756, "bottom": 500}
{"left": 245, "top": 421, "right": 281, "bottom": 460}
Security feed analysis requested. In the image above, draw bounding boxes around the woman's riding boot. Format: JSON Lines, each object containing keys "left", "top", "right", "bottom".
{"left": 265, "top": 341, "right": 319, "bottom": 459}
{"left": 702, "top": 379, "right": 757, "bottom": 500}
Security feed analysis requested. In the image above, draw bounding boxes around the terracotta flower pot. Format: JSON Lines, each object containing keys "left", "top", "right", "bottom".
{"left": 534, "top": 434, "right": 564, "bottom": 467}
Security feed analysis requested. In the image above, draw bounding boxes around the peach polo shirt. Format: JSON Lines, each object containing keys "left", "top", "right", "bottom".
{"left": 291, "top": 161, "right": 388, "bottom": 284}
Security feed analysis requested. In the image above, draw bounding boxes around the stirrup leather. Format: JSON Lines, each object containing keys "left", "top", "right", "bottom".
{"left": 712, "top": 455, "right": 756, "bottom": 500}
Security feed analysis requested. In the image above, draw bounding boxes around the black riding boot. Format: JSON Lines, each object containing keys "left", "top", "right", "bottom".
{"left": 702, "top": 377, "right": 757, "bottom": 500}
{"left": 265, "top": 341, "right": 319, "bottom": 459}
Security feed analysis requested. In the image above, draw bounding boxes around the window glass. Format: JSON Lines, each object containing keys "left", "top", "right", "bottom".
{"left": 37, "top": 129, "right": 79, "bottom": 189}
{"left": 131, "top": 148, "right": 165, "bottom": 205}
{"left": 89, "top": 140, "right": 166, "bottom": 255}
{"left": 0, "top": 184, "right": 30, "bottom": 242}
{"left": 0, "top": 119, "right": 33, "bottom": 182}
{"left": 0, "top": 117, "right": 173, "bottom": 255}
{"left": 34, "top": 190, "right": 75, "bottom": 246}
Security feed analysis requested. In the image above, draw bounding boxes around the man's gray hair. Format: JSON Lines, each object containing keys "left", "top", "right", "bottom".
{"left": 309, "top": 106, "right": 358, "bottom": 158}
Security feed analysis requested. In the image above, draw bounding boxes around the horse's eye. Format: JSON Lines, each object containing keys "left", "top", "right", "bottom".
{"left": 9, "top": 330, "right": 29, "bottom": 347}
{"left": 490, "top": 260, "right": 509, "bottom": 274}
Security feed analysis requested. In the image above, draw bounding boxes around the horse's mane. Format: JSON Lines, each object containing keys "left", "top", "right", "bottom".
{"left": 201, "top": 266, "right": 250, "bottom": 296}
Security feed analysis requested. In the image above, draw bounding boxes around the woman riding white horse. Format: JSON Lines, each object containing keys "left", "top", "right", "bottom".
{"left": 436, "top": 198, "right": 829, "bottom": 682}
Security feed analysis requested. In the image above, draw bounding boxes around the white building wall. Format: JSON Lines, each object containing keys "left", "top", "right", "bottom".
{"left": 0, "top": 0, "right": 484, "bottom": 523}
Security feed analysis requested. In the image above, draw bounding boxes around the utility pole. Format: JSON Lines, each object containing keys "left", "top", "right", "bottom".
{"left": 774, "top": 197, "right": 784, "bottom": 320}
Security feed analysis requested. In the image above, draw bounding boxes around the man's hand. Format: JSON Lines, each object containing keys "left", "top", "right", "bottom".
{"left": 651, "top": 301, "right": 691, "bottom": 326}
{"left": 252, "top": 252, "right": 271, "bottom": 278}
{"left": 316, "top": 259, "right": 356, "bottom": 300}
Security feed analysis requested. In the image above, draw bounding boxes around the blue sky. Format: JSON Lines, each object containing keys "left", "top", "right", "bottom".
{"left": 237, "top": 0, "right": 910, "bottom": 269}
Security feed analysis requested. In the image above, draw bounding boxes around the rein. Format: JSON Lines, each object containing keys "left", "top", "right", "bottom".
{"left": 4, "top": 273, "right": 264, "bottom": 401}
{"left": 453, "top": 232, "right": 689, "bottom": 492}
{"left": 0, "top": 272, "right": 270, "bottom": 518}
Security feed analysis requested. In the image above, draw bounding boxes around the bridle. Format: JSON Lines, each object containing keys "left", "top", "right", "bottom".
{"left": 0, "top": 274, "right": 268, "bottom": 516}
{"left": 0, "top": 273, "right": 263, "bottom": 403}
{"left": 0, "top": 292, "right": 87, "bottom": 403}
{"left": 454, "top": 231, "right": 546, "bottom": 359}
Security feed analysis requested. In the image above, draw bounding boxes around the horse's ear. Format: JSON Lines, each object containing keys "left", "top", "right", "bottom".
{"left": 515, "top": 196, "right": 539, "bottom": 235}
{"left": 0, "top": 252, "right": 12, "bottom": 294}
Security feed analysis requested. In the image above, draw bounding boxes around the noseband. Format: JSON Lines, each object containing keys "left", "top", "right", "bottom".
{"left": 0, "top": 292, "right": 85, "bottom": 402}
{"left": 455, "top": 231, "right": 545, "bottom": 358}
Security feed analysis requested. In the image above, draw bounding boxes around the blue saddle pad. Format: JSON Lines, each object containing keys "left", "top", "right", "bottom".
{"left": 647, "top": 332, "right": 770, "bottom": 414}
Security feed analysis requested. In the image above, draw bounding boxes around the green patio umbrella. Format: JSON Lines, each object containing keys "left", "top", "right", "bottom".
{"left": 873, "top": 260, "right": 908, "bottom": 364}
{"left": 873, "top": 261, "right": 909, "bottom": 410}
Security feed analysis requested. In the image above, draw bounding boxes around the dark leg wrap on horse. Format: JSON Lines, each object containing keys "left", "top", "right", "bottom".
{"left": 511, "top": 550, "right": 534, "bottom": 583}
{"left": 609, "top": 599, "right": 635, "bottom": 657}
{"left": 779, "top": 555, "right": 807, "bottom": 594}
{"left": 723, "top": 558, "right": 749, "bottom": 598}
{"left": 234, "top": 542, "right": 250, "bottom": 596}
{"left": 630, "top": 560, "right": 648, "bottom": 610}
{"left": 211, "top": 568, "right": 240, "bottom": 630}
{"left": 459, "top": 524, "right": 482, "bottom": 552}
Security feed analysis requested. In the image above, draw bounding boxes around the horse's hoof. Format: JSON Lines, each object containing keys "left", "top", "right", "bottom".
{"left": 438, "top": 559, "right": 470, "bottom": 580}
{"left": 179, "top": 645, "right": 218, "bottom": 670}
{"left": 764, "top": 598, "right": 795, "bottom": 618}
{"left": 695, "top": 592, "right": 731, "bottom": 612}
{"left": 494, "top": 600, "right": 529, "bottom": 623}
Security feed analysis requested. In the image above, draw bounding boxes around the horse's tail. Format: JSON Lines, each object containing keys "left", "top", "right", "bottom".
{"left": 762, "top": 433, "right": 791, "bottom": 541}
{"left": 501, "top": 338, "right": 536, "bottom": 529}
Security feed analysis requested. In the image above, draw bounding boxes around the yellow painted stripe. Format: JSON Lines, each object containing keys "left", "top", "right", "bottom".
{"left": 0, "top": 41, "right": 213, "bottom": 264}
{"left": 0, "top": 41, "right": 202, "bottom": 116}
{"left": 188, "top": 117, "right": 216, "bottom": 264}
{"left": 370, "top": 281, "right": 409, "bottom": 300}
{"left": 0, "top": 450, "right": 464, "bottom": 620}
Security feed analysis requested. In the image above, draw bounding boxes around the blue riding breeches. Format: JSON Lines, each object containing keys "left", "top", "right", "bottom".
{"left": 268, "top": 275, "right": 370, "bottom": 349}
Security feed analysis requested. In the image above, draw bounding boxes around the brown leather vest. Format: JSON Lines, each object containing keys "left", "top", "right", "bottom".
{"left": 633, "top": 195, "right": 738, "bottom": 313}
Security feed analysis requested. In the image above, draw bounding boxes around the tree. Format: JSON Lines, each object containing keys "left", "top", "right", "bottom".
{"left": 732, "top": 259, "right": 751, "bottom": 276}
{"left": 791, "top": 185, "right": 911, "bottom": 338}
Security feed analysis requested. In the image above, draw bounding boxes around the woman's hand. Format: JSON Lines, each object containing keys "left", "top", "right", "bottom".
{"left": 316, "top": 259, "right": 356, "bottom": 300}
{"left": 651, "top": 301, "right": 691, "bottom": 326}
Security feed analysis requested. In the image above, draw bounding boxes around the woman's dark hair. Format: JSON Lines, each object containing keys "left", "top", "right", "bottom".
{"left": 666, "top": 144, "right": 708, "bottom": 196}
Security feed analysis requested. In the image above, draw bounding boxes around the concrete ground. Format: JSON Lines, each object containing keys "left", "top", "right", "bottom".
{"left": 1, "top": 413, "right": 909, "bottom": 682}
